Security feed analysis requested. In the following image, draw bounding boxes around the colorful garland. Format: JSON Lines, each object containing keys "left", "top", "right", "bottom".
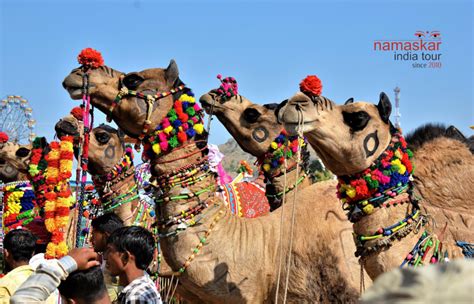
{"left": 142, "top": 90, "right": 205, "bottom": 159}
{"left": 337, "top": 133, "right": 414, "bottom": 221}
{"left": 42, "top": 136, "right": 74, "bottom": 259}
{"left": 2, "top": 182, "right": 37, "bottom": 233}
{"left": 260, "top": 130, "right": 307, "bottom": 175}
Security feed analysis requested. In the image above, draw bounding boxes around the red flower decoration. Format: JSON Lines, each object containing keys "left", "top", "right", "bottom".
{"left": 70, "top": 107, "right": 84, "bottom": 121}
{"left": 300, "top": 75, "right": 322, "bottom": 96}
{"left": 0, "top": 132, "right": 9, "bottom": 143}
{"left": 77, "top": 48, "right": 104, "bottom": 69}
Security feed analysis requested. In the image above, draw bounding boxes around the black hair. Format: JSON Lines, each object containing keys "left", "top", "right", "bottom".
{"left": 3, "top": 229, "right": 37, "bottom": 262}
{"left": 91, "top": 213, "right": 124, "bottom": 234}
{"left": 107, "top": 226, "right": 155, "bottom": 270}
{"left": 58, "top": 266, "right": 107, "bottom": 302}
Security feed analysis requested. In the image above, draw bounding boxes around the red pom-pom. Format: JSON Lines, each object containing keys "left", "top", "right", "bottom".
{"left": 0, "top": 132, "right": 9, "bottom": 143}
{"left": 177, "top": 131, "right": 187, "bottom": 143}
{"left": 70, "top": 107, "right": 84, "bottom": 121}
{"left": 77, "top": 48, "right": 104, "bottom": 69}
{"left": 300, "top": 75, "right": 322, "bottom": 96}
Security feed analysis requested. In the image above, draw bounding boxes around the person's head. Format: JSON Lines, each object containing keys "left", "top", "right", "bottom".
{"left": 91, "top": 213, "right": 123, "bottom": 252}
{"left": 3, "top": 229, "right": 36, "bottom": 270}
{"left": 58, "top": 266, "right": 110, "bottom": 304}
{"left": 105, "top": 226, "right": 155, "bottom": 276}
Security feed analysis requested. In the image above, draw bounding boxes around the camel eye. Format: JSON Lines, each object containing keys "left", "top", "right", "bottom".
{"left": 95, "top": 132, "right": 111, "bottom": 144}
{"left": 342, "top": 111, "right": 370, "bottom": 132}
{"left": 0, "top": 158, "right": 5, "bottom": 165}
{"left": 243, "top": 108, "right": 261, "bottom": 124}
{"left": 122, "top": 73, "right": 144, "bottom": 90}
{"left": 16, "top": 147, "right": 31, "bottom": 158}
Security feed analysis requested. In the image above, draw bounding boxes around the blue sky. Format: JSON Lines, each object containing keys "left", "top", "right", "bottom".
{"left": 1, "top": 0, "right": 472, "bottom": 145}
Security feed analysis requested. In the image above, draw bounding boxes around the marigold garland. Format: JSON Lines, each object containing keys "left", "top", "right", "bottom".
{"left": 42, "top": 135, "right": 74, "bottom": 259}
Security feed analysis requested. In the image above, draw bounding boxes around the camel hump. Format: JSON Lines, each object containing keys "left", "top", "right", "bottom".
{"left": 405, "top": 123, "right": 470, "bottom": 151}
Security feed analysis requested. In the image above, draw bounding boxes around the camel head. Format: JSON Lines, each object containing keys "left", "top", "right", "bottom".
{"left": 0, "top": 140, "right": 32, "bottom": 182}
{"left": 63, "top": 59, "right": 181, "bottom": 139}
{"left": 199, "top": 77, "right": 284, "bottom": 157}
{"left": 55, "top": 113, "right": 126, "bottom": 176}
{"left": 278, "top": 89, "right": 393, "bottom": 176}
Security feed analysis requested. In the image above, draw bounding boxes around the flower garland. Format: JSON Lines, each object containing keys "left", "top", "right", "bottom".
{"left": 260, "top": 130, "right": 308, "bottom": 176}
{"left": 28, "top": 137, "right": 49, "bottom": 208}
{"left": 142, "top": 90, "right": 205, "bottom": 159}
{"left": 337, "top": 133, "right": 414, "bottom": 221}
{"left": 43, "top": 136, "right": 74, "bottom": 259}
{"left": 2, "top": 181, "right": 37, "bottom": 233}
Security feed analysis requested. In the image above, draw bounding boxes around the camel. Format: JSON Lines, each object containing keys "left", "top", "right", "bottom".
{"left": 63, "top": 60, "right": 363, "bottom": 303}
{"left": 0, "top": 141, "right": 31, "bottom": 183}
{"left": 200, "top": 85, "right": 313, "bottom": 210}
{"left": 55, "top": 111, "right": 152, "bottom": 227}
{"left": 278, "top": 87, "right": 474, "bottom": 280}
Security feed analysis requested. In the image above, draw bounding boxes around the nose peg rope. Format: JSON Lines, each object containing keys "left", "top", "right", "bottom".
{"left": 282, "top": 107, "right": 305, "bottom": 303}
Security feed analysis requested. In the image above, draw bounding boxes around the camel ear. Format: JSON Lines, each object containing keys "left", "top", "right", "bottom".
{"left": 377, "top": 92, "right": 392, "bottom": 124}
{"left": 446, "top": 126, "right": 466, "bottom": 141}
{"left": 344, "top": 98, "right": 354, "bottom": 105}
{"left": 165, "top": 59, "right": 179, "bottom": 86}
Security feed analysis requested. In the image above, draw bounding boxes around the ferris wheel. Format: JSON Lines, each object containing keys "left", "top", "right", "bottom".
{"left": 0, "top": 95, "right": 36, "bottom": 144}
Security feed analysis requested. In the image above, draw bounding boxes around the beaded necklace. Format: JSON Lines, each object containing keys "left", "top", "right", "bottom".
{"left": 92, "top": 146, "right": 134, "bottom": 184}
{"left": 337, "top": 132, "right": 414, "bottom": 222}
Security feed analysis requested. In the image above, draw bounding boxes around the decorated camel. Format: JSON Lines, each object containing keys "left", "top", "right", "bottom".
{"left": 200, "top": 77, "right": 313, "bottom": 210}
{"left": 63, "top": 51, "right": 362, "bottom": 302}
{"left": 277, "top": 76, "right": 474, "bottom": 280}
{"left": 55, "top": 109, "right": 153, "bottom": 227}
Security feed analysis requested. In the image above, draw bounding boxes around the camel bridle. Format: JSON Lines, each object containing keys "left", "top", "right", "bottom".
{"left": 109, "top": 83, "right": 187, "bottom": 148}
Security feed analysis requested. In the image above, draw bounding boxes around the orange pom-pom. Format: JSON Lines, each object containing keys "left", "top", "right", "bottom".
{"left": 300, "top": 75, "right": 322, "bottom": 96}
{"left": 77, "top": 48, "right": 104, "bottom": 69}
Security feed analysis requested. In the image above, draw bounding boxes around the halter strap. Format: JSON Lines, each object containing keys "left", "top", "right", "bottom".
{"left": 109, "top": 84, "right": 187, "bottom": 149}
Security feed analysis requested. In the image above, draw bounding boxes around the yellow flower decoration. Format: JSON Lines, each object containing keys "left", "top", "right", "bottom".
{"left": 193, "top": 123, "right": 204, "bottom": 134}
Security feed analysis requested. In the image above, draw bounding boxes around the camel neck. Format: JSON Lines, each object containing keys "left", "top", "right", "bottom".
{"left": 152, "top": 142, "right": 220, "bottom": 236}
{"left": 265, "top": 163, "right": 308, "bottom": 200}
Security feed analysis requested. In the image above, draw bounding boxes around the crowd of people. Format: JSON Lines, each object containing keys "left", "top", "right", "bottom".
{"left": 0, "top": 214, "right": 162, "bottom": 304}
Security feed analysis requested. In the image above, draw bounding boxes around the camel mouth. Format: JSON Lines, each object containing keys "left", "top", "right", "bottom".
{"left": 199, "top": 96, "right": 223, "bottom": 114}
{"left": 283, "top": 121, "right": 318, "bottom": 135}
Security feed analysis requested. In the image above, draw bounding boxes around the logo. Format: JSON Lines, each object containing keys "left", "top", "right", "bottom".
{"left": 373, "top": 31, "right": 442, "bottom": 68}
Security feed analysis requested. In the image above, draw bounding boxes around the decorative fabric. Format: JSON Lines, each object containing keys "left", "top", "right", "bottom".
{"left": 221, "top": 181, "right": 269, "bottom": 218}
